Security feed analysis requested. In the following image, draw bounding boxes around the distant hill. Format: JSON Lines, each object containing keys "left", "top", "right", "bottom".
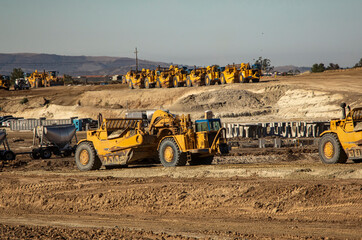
{"left": 273, "top": 65, "right": 310, "bottom": 73}
{"left": 0, "top": 53, "right": 312, "bottom": 76}
{"left": 0, "top": 53, "right": 171, "bottom": 76}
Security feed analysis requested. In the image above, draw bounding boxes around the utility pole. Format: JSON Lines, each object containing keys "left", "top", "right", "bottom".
{"left": 134, "top": 47, "right": 138, "bottom": 72}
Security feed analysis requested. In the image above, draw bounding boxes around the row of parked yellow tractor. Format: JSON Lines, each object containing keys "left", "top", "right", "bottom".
{"left": 123, "top": 63, "right": 262, "bottom": 89}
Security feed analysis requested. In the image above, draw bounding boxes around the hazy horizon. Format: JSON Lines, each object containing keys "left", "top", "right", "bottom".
{"left": 1, "top": 0, "right": 361, "bottom": 68}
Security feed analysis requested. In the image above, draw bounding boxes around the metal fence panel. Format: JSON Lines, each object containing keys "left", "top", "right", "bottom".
{"left": 10, "top": 118, "right": 72, "bottom": 131}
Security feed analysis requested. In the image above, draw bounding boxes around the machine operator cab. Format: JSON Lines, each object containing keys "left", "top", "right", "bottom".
{"left": 195, "top": 118, "right": 222, "bottom": 132}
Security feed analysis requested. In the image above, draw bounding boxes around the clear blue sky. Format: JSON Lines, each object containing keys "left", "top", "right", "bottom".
{"left": 1, "top": 0, "right": 361, "bottom": 67}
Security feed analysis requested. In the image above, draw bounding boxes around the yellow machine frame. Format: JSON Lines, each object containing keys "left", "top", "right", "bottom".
{"left": 319, "top": 106, "right": 362, "bottom": 163}
{"left": 75, "top": 110, "right": 228, "bottom": 170}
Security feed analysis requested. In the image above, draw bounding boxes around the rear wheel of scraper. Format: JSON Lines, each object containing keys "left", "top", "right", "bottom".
{"left": 75, "top": 142, "right": 102, "bottom": 171}
{"left": 128, "top": 81, "right": 134, "bottom": 89}
{"left": 186, "top": 76, "right": 192, "bottom": 87}
{"left": 145, "top": 78, "right": 150, "bottom": 89}
{"left": 205, "top": 75, "right": 212, "bottom": 86}
{"left": 3, "top": 151, "right": 16, "bottom": 161}
{"left": 159, "top": 138, "right": 186, "bottom": 167}
{"left": 40, "top": 148, "right": 52, "bottom": 159}
{"left": 220, "top": 74, "right": 226, "bottom": 84}
{"left": 318, "top": 133, "right": 347, "bottom": 164}
{"left": 173, "top": 76, "right": 179, "bottom": 88}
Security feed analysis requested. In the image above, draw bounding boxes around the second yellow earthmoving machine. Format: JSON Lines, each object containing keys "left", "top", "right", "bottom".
{"left": 0, "top": 75, "right": 11, "bottom": 90}
{"left": 318, "top": 103, "right": 362, "bottom": 164}
{"left": 220, "top": 63, "right": 262, "bottom": 84}
{"left": 186, "top": 67, "right": 207, "bottom": 87}
{"left": 171, "top": 66, "right": 189, "bottom": 87}
{"left": 27, "top": 70, "right": 64, "bottom": 88}
{"left": 74, "top": 110, "right": 229, "bottom": 170}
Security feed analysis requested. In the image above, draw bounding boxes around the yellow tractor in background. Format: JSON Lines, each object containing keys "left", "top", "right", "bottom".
{"left": 155, "top": 66, "right": 175, "bottom": 88}
{"left": 122, "top": 70, "right": 135, "bottom": 84}
{"left": 186, "top": 67, "right": 206, "bottom": 87}
{"left": 220, "top": 63, "right": 261, "bottom": 84}
{"left": 319, "top": 103, "right": 362, "bottom": 164}
{"left": 143, "top": 69, "right": 158, "bottom": 88}
{"left": 204, "top": 65, "right": 222, "bottom": 85}
{"left": 0, "top": 75, "right": 10, "bottom": 90}
{"left": 240, "top": 63, "right": 262, "bottom": 83}
{"left": 74, "top": 110, "right": 229, "bottom": 170}
{"left": 128, "top": 69, "right": 147, "bottom": 89}
{"left": 172, "top": 66, "right": 189, "bottom": 87}
{"left": 27, "top": 70, "right": 63, "bottom": 88}
{"left": 220, "top": 64, "right": 240, "bottom": 84}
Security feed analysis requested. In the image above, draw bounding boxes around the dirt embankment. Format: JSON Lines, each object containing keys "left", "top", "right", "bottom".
{"left": 1, "top": 68, "right": 361, "bottom": 122}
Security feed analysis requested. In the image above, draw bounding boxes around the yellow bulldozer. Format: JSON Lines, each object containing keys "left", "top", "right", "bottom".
{"left": 186, "top": 67, "right": 206, "bottom": 87}
{"left": 318, "top": 103, "right": 362, "bottom": 164}
{"left": 220, "top": 63, "right": 261, "bottom": 84}
{"left": 27, "top": 70, "right": 64, "bottom": 88}
{"left": 204, "top": 65, "right": 222, "bottom": 85}
{"left": 0, "top": 75, "right": 10, "bottom": 90}
{"left": 240, "top": 63, "right": 262, "bottom": 83}
{"left": 220, "top": 64, "right": 240, "bottom": 84}
{"left": 171, "top": 66, "right": 189, "bottom": 88}
{"left": 155, "top": 66, "right": 175, "bottom": 88}
{"left": 144, "top": 69, "right": 161, "bottom": 89}
{"left": 128, "top": 69, "right": 147, "bottom": 89}
{"left": 74, "top": 110, "right": 229, "bottom": 170}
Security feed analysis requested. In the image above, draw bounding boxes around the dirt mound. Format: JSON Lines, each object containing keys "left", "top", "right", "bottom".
{"left": 171, "top": 89, "right": 263, "bottom": 112}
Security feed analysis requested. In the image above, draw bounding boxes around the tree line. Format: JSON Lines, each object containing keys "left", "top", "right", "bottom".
{"left": 311, "top": 58, "right": 362, "bottom": 73}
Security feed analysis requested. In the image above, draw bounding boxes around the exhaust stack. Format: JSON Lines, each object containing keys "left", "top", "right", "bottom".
{"left": 340, "top": 103, "right": 346, "bottom": 119}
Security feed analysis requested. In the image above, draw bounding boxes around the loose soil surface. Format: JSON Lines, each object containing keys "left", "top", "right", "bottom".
{"left": 1, "top": 132, "right": 362, "bottom": 239}
{"left": 0, "top": 69, "right": 361, "bottom": 239}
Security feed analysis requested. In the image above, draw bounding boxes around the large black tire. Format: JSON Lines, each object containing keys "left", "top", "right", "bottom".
{"left": 205, "top": 75, "right": 212, "bottom": 86}
{"left": 75, "top": 142, "right": 102, "bottom": 171}
{"left": 220, "top": 74, "right": 226, "bottom": 84}
{"left": 186, "top": 76, "right": 192, "bottom": 87}
{"left": 159, "top": 138, "right": 187, "bottom": 167}
{"left": 173, "top": 77, "right": 179, "bottom": 88}
{"left": 2, "top": 151, "right": 16, "bottom": 161}
{"left": 318, "top": 133, "right": 347, "bottom": 164}
{"left": 189, "top": 155, "right": 213, "bottom": 166}
{"left": 30, "top": 150, "right": 40, "bottom": 160}
{"left": 145, "top": 78, "right": 150, "bottom": 89}
{"left": 40, "top": 148, "right": 52, "bottom": 159}
{"left": 252, "top": 78, "right": 260, "bottom": 83}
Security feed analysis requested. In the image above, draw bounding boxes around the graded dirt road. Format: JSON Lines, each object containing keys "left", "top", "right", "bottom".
{"left": 0, "top": 162, "right": 361, "bottom": 239}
